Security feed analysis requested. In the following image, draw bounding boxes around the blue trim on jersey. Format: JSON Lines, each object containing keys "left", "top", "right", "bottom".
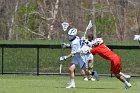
{"left": 81, "top": 62, "right": 85, "bottom": 69}
{"left": 80, "top": 40, "right": 84, "bottom": 48}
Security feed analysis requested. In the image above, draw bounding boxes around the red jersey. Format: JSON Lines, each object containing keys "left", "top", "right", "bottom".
{"left": 90, "top": 43, "right": 118, "bottom": 61}
{"left": 90, "top": 43, "right": 122, "bottom": 74}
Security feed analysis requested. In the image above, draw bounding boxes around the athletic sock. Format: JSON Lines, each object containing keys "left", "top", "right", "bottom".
{"left": 120, "top": 72, "right": 131, "bottom": 79}
{"left": 70, "top": 79, "right": 75, "bottom": 84}
{"left": 124, "top": 80, "right": 129, "bottom": 85}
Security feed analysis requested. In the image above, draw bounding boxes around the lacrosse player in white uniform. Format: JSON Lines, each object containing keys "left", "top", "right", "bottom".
{"left": 81, "top": 45, "right": 95, "bottom": 81}
{"left": 80, "top": 34, "right": 95, "bottom": 81}
{"left": 60, "top": 28, "right": 86, "bottom": 88}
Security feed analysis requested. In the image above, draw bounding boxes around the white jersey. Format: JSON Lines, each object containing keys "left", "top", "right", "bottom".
{"left": 80, "top": 40, "right": 94, "bottom": 68}
{"left": 70, "top": 36, "right": 85, "bottom": 68}
{"left": 81, "top": 44, "right": 94, "bottom": 61}
{"left": 70, "top": 36, "right": 82, "bottom": 55}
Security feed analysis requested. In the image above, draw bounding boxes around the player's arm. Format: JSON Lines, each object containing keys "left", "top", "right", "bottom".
{"left": 60, "top": 53, "right": 72, "bottom": 61}
{"left": 90, "top": 48, "right": 97, "bottom": 55}
{"left": 60, "top": 44, "right": 77, "bottom": 61}
{"left": 62, "top": 43, "right": 71, "bottom": 48}
{"left": 65, "top": 53, "right": 73, "bottom": 59}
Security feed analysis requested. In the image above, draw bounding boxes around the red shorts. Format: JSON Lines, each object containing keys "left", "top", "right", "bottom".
{"left": 111, "top": 56, "right": 122, "bottom": 74}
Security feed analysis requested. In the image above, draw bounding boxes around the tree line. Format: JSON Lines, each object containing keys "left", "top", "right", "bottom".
{"left": 0, "top": 0, "right": 140, "bottom": 40}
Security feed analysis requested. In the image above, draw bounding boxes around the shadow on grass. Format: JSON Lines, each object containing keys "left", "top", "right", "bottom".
{"left": 55, "top": 87, "right": 118, "bottom": 90}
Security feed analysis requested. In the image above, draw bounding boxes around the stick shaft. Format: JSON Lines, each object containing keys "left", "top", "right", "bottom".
{"left": 59, "top": 30, "right": 66, "bottom": 74}
{"left": 59, "top": 64, "right": 62, "bottom": 74}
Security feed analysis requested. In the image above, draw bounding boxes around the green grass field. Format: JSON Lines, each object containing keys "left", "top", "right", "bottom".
{"left": 0, "top": 40, "right": 139, "bottom": 93}
{"left": 0, "top": 75, "right": 139, "bottom": 93}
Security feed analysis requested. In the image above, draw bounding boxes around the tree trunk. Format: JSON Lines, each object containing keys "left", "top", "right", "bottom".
{"left": 8, "top": 1, "right": 19, "bottom": 40}
{"left": 91, "top": 0, "right": 96, "bottom": 39}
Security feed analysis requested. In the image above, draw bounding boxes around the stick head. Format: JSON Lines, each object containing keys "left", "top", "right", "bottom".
{"left": 134, "top": 35, "right": 140, "bottom": 43}
{"left": 84, "top": 20, "right": 93, "bottom": 37}
{"left": 61, "top": 22, "right": 69, "bottom": 31}
{"left": 86, "top": 20, "right": 92, "bottom": 31}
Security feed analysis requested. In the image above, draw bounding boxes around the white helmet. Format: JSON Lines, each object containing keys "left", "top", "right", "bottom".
{"left": 68, "top": 28, "right": 77, "bottom": 41}
{"left": 68, "top": 28, "right": 77, "bottom": 36}
{"left": 93, "top": 38, "right": 103, "bottom": 46}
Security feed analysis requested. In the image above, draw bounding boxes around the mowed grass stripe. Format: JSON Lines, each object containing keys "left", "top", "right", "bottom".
{"left": 0, "top": 75, "right": 139, "bottom": 93}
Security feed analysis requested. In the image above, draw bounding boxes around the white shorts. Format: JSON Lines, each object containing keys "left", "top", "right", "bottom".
{"left": 82, "top": 53, "right": 94, "bottom": 62}
{"left": 71, "top": 54, "right": 86, "bottom": 68}
{"left": 81, "top": 53, "right": 94, "bottom": 68}
{"left": 87, "top": 53, "right": 93, "bottom": 61}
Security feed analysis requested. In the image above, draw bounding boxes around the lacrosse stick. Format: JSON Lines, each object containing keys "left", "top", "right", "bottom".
{"left": 59, "top": 22, "right": 69, "bottom": 74}
{"left": 134, "top": 35, "right": 140, "bottom": 43}
{"left": 83, "top": 20, "right": 93, "bottom": 38}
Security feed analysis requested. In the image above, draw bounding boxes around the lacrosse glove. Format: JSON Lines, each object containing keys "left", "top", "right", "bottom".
{"left": 60, "top": 56, "right": 67, "bottom": 61}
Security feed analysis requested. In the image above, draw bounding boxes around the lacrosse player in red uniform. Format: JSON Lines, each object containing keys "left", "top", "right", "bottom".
{"left": 84, "top": 38, "right": 132, "bottom": 89}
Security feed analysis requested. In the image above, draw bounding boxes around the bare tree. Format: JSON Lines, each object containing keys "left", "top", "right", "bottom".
{"left": 8, "top": 1, "right": 19, "bottom": 40}
{"left": 0, "top": 0, "right": 18, "bottom": 40}
{"left": 0, "top": 0, "right": 140, "bottom": 40}
{"left": 37, "top": 0, "right": 60, "bottom": 40}
{"left": 91, "top": 0, "right": 97, "bottom": 39}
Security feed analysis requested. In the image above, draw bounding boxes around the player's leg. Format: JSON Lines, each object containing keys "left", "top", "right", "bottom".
{"left": 79, "top": 55, "right": 87, "bottom": 79}
{"left": 87, "top": 54, "right": 99, "bottom": 81}
{"left": 66, "top": 63, "right": 76, "bottom": 88}
{"left": 119, "top": 72, "right": 131, "bottom": 82}
{"left": 112, "top": 57, "right": 131, "bottom": 89}
{"left": 80, "top": 67, "right": 89, "bottom": 81}
{"left": 115, "top": 73, "right": 132, "bottom": 89}
{"left": 81, "top": 69, "right": 88, "bottom": 81}
{"left": 87, "top": 60, "right": 95, "bottom": 81}
{"left": 92, "top": 70, "right": 100, "bottom": 81}
{"left": 66, "top": 55, "right": 79, "bottom": 88}
{"left": 84, "top": 61, "right": 91, "bottom": 80}
{"left": 80, "top": 55, "right": 88, "bottom": 81}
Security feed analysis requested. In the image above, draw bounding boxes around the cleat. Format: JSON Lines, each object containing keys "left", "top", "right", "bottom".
{"left": 84, "top": 77, "right": 88, "bottom": 81}
{"left": 90, "top": 77, "right": 95, "bottom": 81}
{"left": 124, "top": 75, "right": 131, "bottom": 79}
{"left": 120, "top": 72, "right": 131, "bottom": 82}
{"left": 92, "top": 71, "right": 100, "bottom": 81}
{"left": 124, "top": 75, "right": 131, "bottom": 82}
{"left": 66, "top": 83, "right": 75, "bottom": 88}
{"left": 124, "top": 82, "right": 132, "bottom": 90}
